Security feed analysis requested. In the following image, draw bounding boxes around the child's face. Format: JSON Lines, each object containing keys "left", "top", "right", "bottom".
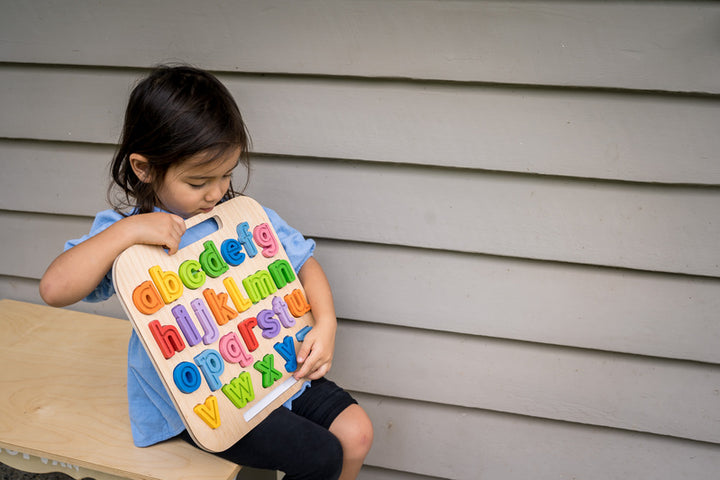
{"left": 155, "top": 148, "right": 240, "bottom": 218}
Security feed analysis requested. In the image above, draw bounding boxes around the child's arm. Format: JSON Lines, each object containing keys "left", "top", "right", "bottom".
{"left": 39, "top": 212, "right": 186, "bottom": 307}
{"left": 294, "top": 256, "right": 338, "bottom": 380}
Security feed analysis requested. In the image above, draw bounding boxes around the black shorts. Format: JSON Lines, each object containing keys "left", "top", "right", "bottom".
{"left": 179, "top": 377, "right": 357, "bottom": 480}
{"left": 288, "top": 377, "right": 358, "bottom": 429}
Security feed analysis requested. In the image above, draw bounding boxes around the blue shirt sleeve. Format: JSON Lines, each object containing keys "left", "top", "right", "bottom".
{"left": 262, "top": 206, "right": 316, "bottom": 273}
{"left": 64, "top": 209, "right": 125, "bottom": 302}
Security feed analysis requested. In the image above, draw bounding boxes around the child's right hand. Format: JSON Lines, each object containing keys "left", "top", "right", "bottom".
{"left": 39, "top": 212, "right": 186, "bottom": 307}
{"left": 122, "top": 212, "right": 187, "bottom": 255}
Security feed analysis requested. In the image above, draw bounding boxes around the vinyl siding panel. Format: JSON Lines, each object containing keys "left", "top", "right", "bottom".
{"left": 3, "top": 210, "right": 720, "bottom": 364}
{"left": 357, "top": 392, "right": 720, "bottom": 480}
{"left": 2, "top": 0, "right": 720, "bottom": 93}
{"left": 3, "top": 67, "right": 720, "bottom": 183}
{"left": 332, "top": 322, "right": 720, "bottom": 444}
{"left": 2, "top": 2, "right": 720, "bottom": 479}
{"left": 3, "top": 140, "right": 720, "bottom": 276}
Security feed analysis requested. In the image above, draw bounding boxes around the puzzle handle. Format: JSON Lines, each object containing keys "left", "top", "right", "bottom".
{"left": 183, "top": 197, "right": 264, "bottom": 234}
{"left": 184, "top": 209, "right": 220, "bottom": 230}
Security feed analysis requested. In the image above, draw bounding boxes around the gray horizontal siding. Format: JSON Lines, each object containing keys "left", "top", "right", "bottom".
{"left": 3, "top": 140, "right": 720, "bottom": 277}
{"left": 357, "top": 392, "right": 720, "bottom": 480}
{"left": 3, "top": 271, "right": 720, "bottom": 479}
{"left": 357, "top": 466, "right": 443, "bottom": 480}
{"left": 333, "top": 321, "right": 720, "bottom": 444}
{"left": 2, "top": 66, "right": 720, "bottom": 183}
{"left": 2, "top": 0, "right": 720, "bottom": 93}
{"left": 4, "top": 212, "right": 720, "bottom": 443}
{"left": 4, "top": 211, "right": 720, "bottom": 365}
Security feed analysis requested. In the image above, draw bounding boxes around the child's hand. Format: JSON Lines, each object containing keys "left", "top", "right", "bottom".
{"left": 294, "top": 321, "right": 337, "bottom": 380}
{"left": 123, "top": 212, "right": 187, "bottom": 254}
{"left": 39, "top": 212, "right": 186, "bottom": 307}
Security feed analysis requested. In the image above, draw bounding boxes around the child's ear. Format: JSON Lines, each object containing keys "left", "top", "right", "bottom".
{"left": 129, "top": 154, "right": 153, "bottom": 183}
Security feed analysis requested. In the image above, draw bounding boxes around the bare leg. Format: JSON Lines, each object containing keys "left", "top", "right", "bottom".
{"left": 329, "top": 404, "right": 374, "bottom": 480}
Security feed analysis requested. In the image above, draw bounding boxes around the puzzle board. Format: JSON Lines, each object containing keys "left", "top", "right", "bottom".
{"left": 112, "top": 196, "right": 315, "bottom": 452}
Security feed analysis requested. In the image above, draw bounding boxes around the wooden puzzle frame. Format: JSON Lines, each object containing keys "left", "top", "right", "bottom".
{"left": 113, "top": 196, "right": 315, "bottom": 452}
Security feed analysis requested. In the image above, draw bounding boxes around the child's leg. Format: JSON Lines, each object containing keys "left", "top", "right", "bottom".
{"left": 290, "top": 378, "right": 373, "bottom": 480}
{"left": 329, "top": 403, "right": 374, "bottom": 480}
{"left": 178, "top": 408, "right": 343, "bottom": 479}
{"left": 178, "top": 378, "right": 373, "bottom": 480}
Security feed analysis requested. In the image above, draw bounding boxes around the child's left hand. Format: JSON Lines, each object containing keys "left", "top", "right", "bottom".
{"left": 294, "top": 257, "right": 338, "bottom": 380}
{"left": 294, "top": 321, "right": 337, "bottom": 380}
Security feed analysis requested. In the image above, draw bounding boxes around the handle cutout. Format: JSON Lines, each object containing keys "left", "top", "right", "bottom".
{"left": 179, "top": 216, "right": 222, "bottom": 251}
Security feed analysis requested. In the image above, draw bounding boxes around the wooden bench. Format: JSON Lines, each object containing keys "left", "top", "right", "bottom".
{"left": 0, "top": 299, "right": 241, "bottom": 480}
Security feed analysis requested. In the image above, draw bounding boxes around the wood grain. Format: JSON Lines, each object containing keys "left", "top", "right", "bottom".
{"left": 0, "top": 299, "right": 240, "bottom": 480}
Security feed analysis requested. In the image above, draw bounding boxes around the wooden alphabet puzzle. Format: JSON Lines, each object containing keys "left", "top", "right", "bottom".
{"left": 113, "top": 196, "right": 315, "bottom": 452}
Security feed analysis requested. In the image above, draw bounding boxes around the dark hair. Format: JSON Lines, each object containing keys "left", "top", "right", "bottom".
{"left": 109, "top": 64, "right": 251, "bottom": 214}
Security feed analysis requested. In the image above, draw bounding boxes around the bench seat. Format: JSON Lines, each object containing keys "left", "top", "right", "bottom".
{"left": 0, "top": 299, "right": 240, "bottom": 480}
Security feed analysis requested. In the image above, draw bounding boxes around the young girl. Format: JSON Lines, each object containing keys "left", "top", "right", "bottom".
{"left": 39, "top": 64, "right": 373, "bottom": 480}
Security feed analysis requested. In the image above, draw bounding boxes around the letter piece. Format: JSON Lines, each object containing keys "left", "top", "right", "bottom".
{"left": 272, "top": 296, "right": 295, "bottom": 328}
{"left": 257, "top": 309, "right": 281, "bottom": 339}
{"left": 221, "top": 371, "right": 255, "bottom": 409}
{"left": 174, "top": 361, "right": 202, "bottom": 394}
{"left": 254, "top": 354, "right": 283, "bottom": 388}
{"left": 284, "top": 289, "right": 312, "bottom": 317}
{"left": 199, "top": 241, "right": 229, "bottom": 278}
{"left": 273, "top": 335, "right": 298, "bottom": 373}
{"left": 148, "top": 266, "right": 183, "bottom": 304}
{"left": 193, "top": 395, "right": 221, "bottom": 429}
{"left": 238, "top": 317, "right": 259, "bottom": 352}
{"left": 268, "top": 259, "right": 296, "bottom": 289}
{"left": 253, "top": 223, "right": 278, "bottom": 258}
{"left": 172, "top": 305, "right": 202, "bottom": 347}
{"left": 178, "top": 259, "right": 206, "bottom": 289}
{"left": 236, "top": 222, "right": 258, "bottom": 258}
{"left": 191, "top": 298, "right": 219, "bottom": 345}
{"left": 148, "top": 320, "right": 185, "bottom": 359}
{"left": 132, "top": 281, "right": 163, "bottom": 315}
{"left": 219, "top": 332, "right": 253, "bottom": 367}
{"left": 243, "top": 270, "right": 277, "bottom": 303}
{"left": 194, "top": 349, "right": 225, "bottom": 391}
{"left": 224, "top": 277, "right": 252, "bottom": 313}
{"left": 203, "top": 288, "right": 238, "bottom": 326}
{"left": 295, "top": 326, "right": 313, "bottom": 342}
{"left": 221, "top": 238, "right": 245, "bottom": 266}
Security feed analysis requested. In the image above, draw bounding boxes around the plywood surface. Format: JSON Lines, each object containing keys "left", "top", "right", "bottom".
{"left": 0, "top": 299, "right": 240, "bottom": 480}
{"left": 112, "top": 196, "right": 314, "bottom": 452}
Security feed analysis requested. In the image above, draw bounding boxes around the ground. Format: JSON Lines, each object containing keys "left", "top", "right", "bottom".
{"left": 0, "top": 463, "right": 78, "bottom": 480}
